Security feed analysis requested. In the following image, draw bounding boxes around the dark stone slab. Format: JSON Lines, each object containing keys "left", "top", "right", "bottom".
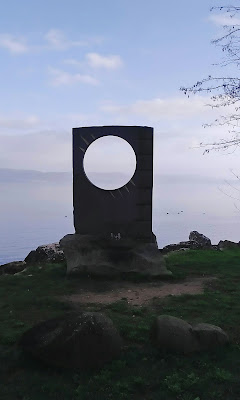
{"left": 73, "top": 126, "right": 153, "bottom": 241}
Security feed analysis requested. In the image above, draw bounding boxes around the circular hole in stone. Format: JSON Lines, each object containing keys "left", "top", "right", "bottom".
{"left": 83, "top": 135, "right": 136, "bottom": 190}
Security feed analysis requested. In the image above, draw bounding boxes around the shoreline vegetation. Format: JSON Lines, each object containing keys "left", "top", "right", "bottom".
{"left": 1, "top": 249, "right": 240, "bottom": 399}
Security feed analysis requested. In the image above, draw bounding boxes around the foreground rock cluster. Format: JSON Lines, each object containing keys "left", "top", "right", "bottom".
{"left": 150, "top": 315, "right": 229, "bottom": 354}
{"left": 19, "top": 312, "right": 229, "bottom": 369}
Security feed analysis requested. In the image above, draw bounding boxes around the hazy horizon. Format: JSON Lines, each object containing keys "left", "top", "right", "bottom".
{"left": 1, "top": 166, "right": 240, "bottom": 265}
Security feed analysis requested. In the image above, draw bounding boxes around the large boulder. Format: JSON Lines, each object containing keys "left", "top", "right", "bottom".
{"left": 0, "top": 261, "right": 27, "bottom": 275}
{"left": 25, "top": 242, "right": 65, "bottom": 264}
{"left": 192, "top": 323, "right": 229, "bottom": 350}
{"left": 150, "top": 315, "right": 198, "bottom": 354}
{"left": 19, "top": 312, "right": 123, "bottom": 369}
{"left": 150, "top": 315, "right": 229, "bottom": 354}
{"left": 218, "top": 240, "right": 240, "bottom": 251}
{"left": 189, "top": 231, "right": 211, "bottom": 249}
{"left": 60, "top": 233, "right": 172, "bottom": 278}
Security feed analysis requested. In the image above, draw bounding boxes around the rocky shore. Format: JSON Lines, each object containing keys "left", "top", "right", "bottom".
{"left": 160, "top": 230, "right": 240, "bottom": 254}
{"left": 1, "top": 230, "right": 240, "bottom": 275}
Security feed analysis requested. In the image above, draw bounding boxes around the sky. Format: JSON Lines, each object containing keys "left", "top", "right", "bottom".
{"left": 1, "top": 0, "right": 240, "bottom": 219}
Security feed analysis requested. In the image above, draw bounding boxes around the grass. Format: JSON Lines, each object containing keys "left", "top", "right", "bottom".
{"left": 1, "top": 249, "right": 240, "bottom": 399}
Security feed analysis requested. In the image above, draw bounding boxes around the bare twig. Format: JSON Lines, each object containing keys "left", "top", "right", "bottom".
{"left": 181, "top": 5, "right": 240, "bottom": 151}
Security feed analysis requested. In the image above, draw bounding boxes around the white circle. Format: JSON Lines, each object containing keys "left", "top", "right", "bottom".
{"left": 83, "top": 135, "right": 136, "bottom": 190}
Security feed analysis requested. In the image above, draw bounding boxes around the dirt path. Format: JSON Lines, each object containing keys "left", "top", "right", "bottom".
{"left": 61, "top": 276, "right": 217, "bottom": 306}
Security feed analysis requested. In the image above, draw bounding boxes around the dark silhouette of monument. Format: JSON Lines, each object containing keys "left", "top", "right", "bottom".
{"left": 73, "top": 126, "right": 153, "bottom": 241}
{"left": 60, "top": 126, "right": 171, "bottom": 277}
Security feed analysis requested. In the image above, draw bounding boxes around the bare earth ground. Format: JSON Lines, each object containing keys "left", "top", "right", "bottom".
{"left": 61, "top": 276, "right": 217, "bottom": 306}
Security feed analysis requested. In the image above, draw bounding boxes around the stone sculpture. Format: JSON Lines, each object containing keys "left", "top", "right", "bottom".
{"left": 60, "top": 126, "right": 171, "bottom": 277}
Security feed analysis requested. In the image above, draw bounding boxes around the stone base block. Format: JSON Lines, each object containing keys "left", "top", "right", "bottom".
{"left": 59, "top": 234, "right": 172, "bottom": 278}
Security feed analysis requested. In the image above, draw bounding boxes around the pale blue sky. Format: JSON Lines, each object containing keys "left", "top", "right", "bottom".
{"left": 1, "top": 0, "right": 240, "bottom": 217}
{"left": 0, "top": 0, "right": 225, "bottom": 123}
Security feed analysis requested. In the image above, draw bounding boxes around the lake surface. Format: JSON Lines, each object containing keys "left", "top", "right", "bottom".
{"left": 1, "top": 207, "right": 240, "bottom": 265}
{"left": 1, "top": 178, "right": 240, "bottom": 265}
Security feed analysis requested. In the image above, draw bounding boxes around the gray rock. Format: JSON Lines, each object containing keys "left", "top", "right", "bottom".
{"left": 150, "top": 315, "right": 198, "bottom": 354}
{"left": 19, "top": 312, "right": 123, "bottom": 369}
{"left": 0, "top": 261, "right": 27, "bottom": 275}
{"left": 150, "top": 315, "right": 229, "bottom": 354}
{"left": 192, "top": 323, "right": 229, "bottom": 350}
{"left": 189, "top": 231, "right": 211, "bottom": 248}
{"left": 162, "top": 240, "right": 201, "bottom": 254}
{"left": 218, "top": 240, "right": 240, "bottom": 250}
{"left": 25, "top": 242, "right": 65, "bottom": 264}
{"left": 60, "top": 233, "right": 172, "bottom": 278}
{"left": 179, "top": 240, "right": 202, "bottom": 249}
{"left": 169, "top": 248, "right": 190, "bottom": 253}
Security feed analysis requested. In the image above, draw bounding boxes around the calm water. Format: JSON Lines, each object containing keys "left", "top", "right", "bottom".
{"left": 1, "top": 179, "right": 240, "bottom": 265}
{"left": 1, "top": 209, "right": 240, "bottom": 265}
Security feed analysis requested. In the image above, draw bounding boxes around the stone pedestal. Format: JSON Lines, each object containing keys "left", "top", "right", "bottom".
{"left": 60, "top": 234, "right": 172, "bottom": 278}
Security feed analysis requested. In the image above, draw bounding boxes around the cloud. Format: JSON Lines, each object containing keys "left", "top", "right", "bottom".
{"left": 209, "top": 13, "right": 240, "bottom": 26}
{"left": 63, "top": 58, "right": 83, "bottom": 67}
{"left": 0, "top": 30, "right": 103, "bottom": 55}
{"left": 0, "top": 131, "right": 72, "bottom": 171}
{"left": 86, "top": 53, "right": 123, "bottom": 69}
{"left": 45, "top": 29, "right": 88, "bottom": 50}
{"left": 0, "top": 115, "right": 39, "bottom": 129}
{"left": 48, "top": 67, "right": 99, "bottom": 86}
{"left": 101, "top": 96, "right": 212, "bottom": 120}
{"left": 63, "top": 53, "right": 123, "bottom": 71}
{"left": 0, "top": 34, "right": 29, "bottom": 54}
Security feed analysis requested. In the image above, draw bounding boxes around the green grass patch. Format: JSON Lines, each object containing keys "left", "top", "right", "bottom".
{"left": 1, "top": 251, "right": 240, "bottom": 399}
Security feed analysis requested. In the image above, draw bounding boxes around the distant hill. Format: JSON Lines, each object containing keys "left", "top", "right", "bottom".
{"left": 0, "top": 168, "right": 72, "bottom": 183}
{"left": 0, "top": 168, "right": 227, "bottom": 186}
{"left": 0, "top": 169, "right": 130, "bottom": 185}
